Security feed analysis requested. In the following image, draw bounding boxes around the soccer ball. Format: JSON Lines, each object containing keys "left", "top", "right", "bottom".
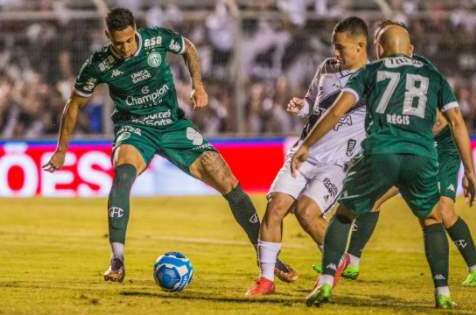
{"left": 153, "top": 251, "right": 193, "bottom": 292}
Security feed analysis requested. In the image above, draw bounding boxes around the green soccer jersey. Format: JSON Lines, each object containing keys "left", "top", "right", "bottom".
{"left": 344, "top": 55, "right": 459, "bottom": 158}
{"left": 74, "top": 26, "right": 186, "bottom": 127}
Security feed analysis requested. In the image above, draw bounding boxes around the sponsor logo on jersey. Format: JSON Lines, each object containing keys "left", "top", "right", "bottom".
{"left": 109, "top": 207, "right": 125, "bottom": 218}
{"left": 186, "top": 127, "right": 204, "bottom": 146}
{"left": 126, "top": 84, "right": 170, "bottom": 106}
{"left": 323, "top": 178, "right": 338, "bottom": 197}
{"left": 130, "top": 110, "right": 173, "bottom": 127}
{"left": 111, "top": 69, "right": 123, "bottom": 78}
{"left": 117, "top": 125, "right": 142, "bottom": 136}
{"left": 147, "top": 52, "right": 162, "bottom": 67}
{"left": 168, "top": 40, "right": 181, "bottom": 53}
{"left": 144, "top": 36, "right": 162, "bottom": 48}
{"left": 333, "top": 114, "right": 353, "bottom": 131}
{"left": 131, "top": 69, "right": 152, "bottom": 84}
{"left": 83, "top": 78, "right": 97, "bottom": 93}
{"left": 346, "top": 139, "right": 357, "bottom": 157}
{"left": 386, "top": 113, "right": 410, "bottom": 125}
{"left": 98, "top": 55, "right": 115, "bottom": 72}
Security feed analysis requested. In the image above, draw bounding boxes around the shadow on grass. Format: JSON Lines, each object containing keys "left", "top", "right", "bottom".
{"left": 119, "top": 290, "right": 473, "bottom": 314}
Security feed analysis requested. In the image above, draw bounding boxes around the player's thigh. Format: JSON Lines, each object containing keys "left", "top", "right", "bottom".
{"left": 373, "top": 186, "right": 400, "bottom": 211}
{"left": 112, "top": 125, "right": 155, "bottom": 173}
{"left": 301, "top": 163, "right": 346, "bottom": 217}
{"left": 398, "top": 155, "right": 440, "bottom": 220}
{"left": 294, "top": 195, "right": 328, "bottom": 234}
{"left": 267, "top": 158, "right": 310, "bottom": 203}
{"left": 338, "top": 154, "right": 397, "bottom": 216}
{"left": 264, "top": 192, "right": 296, "bottom": 222}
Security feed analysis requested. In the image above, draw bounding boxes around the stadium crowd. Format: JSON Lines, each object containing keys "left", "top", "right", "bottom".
{"left": 1, "top": 0, "right": 476, "bottom": 138}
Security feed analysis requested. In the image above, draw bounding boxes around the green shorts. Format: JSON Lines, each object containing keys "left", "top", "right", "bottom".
{"left": 437, "top": 150, "right": 460, "bottom": 201}
{"left": 112, "top": 119, "right": 216, "bottom": 173}
{"left": 339, "top": 153, "right": 439, "bottom": 219}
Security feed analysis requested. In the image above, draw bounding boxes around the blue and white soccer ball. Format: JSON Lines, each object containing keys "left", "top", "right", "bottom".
{"left": 153, "top": 251, "right": 193, "bottom": 292}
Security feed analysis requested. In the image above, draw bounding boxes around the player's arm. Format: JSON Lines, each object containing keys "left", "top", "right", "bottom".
{"left": 443, "top": 107, "right": 476, "bottom": 205}
{"left": 42, "top": 93, "right": 89, "bottom": 172}
{"left": 182, "top": 38, "right": 208, "bottom": 109}
{"left": 290, "top": 91, "right": 357, "bottom": 175}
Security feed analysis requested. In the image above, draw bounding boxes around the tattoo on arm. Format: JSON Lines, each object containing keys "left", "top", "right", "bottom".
{"left": 183, "top": 38, "right": 204, "bottom": 88}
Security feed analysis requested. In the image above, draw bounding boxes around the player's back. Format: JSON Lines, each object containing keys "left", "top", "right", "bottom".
{"left": 344, "top": 54, "right": 457, "bottom": 159}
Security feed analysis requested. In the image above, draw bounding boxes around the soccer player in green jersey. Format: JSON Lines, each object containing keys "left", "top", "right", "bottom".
{"left": 339, "top": 21, "right": 476, "bottom": 288}
{"left": 291, "top": 24, "right": 476, "bottom": 308}
{"left": 42, "top": 8, "right": 294, "bottom": 282}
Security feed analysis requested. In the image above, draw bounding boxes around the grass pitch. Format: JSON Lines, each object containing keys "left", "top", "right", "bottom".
{"left": 0, "top": 195, "right": 475, "bottom": 315}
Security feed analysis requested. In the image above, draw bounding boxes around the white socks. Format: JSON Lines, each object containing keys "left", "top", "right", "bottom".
{"left": 436, "top": 286, "right": 450, "bottom": 297}
{"left": 318, "top": 274, "right": 334, "bottom": 287}
{"left": 258, "top": 240, "right": 281, "bottom": 281}
{"left": 469, "top": 264, "right": 476, "bottom": 273}
{"left": 111, "top": 242, "right": 124, "bottom": 261}
{"left": 348, "top": 253, "right": 360, "bottom": 267}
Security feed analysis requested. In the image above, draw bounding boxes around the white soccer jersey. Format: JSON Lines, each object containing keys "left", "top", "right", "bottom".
{"left": 290, "top": 57, "right": 367, "bottom": 167}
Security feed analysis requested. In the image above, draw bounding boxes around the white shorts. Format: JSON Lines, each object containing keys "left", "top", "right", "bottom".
{"left": 268, "top": 158, "right": 347, "bottom": 215}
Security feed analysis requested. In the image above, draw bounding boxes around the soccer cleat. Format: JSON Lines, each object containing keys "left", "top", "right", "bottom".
{"left": 342, "top": 264, "right": 360, "bottom": 280}
{"left": 305, "top": 283, "right": 332, "bottom": 307}
{"left": 435, "top": 294, "right": 456, "bottom": 309}
{"left": 245, "top": 277, "right": 275, "bottom": 297}
{"left": 275, "top": 261, "right": 298, "bottom": 283}
{"left": 462, "top": 271, "right": 476, "bottom": 286}
{"left": 312, "top": 263, "right": 323, "bottom": 274}
{"left": 103, "top": 258, "right": 125, "bottom": 282}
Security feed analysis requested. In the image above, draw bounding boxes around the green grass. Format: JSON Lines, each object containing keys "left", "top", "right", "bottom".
{"left": 0, "top": 195, "right": 475, "bottom": 314}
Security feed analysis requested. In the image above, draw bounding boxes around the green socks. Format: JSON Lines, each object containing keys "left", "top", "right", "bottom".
{"left": 347, "top": 212, "right": 380, "bottom": 258}
{"left": 322, "top": 215, "right": 352, "bottom": 276}
{"left": 423, "top": 223, "right": 449, "bottom": 288}
{"left": 108, "top": 164, "right": 137, "bottom": 244}
{"left": 223, "top": 184, "right": 260, "bottom": 247}
{"left": 446, "top": 217, "right": 476, "bottom": 270}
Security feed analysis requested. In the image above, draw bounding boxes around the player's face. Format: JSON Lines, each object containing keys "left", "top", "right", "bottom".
{"left": 333, "top": 32, "right": 364, "bottom": 69}
{"left": 106, "top": 25, "right": 138, "bottom": 59}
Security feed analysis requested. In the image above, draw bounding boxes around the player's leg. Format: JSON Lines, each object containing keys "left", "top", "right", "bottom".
{"left": 305, "top": 154, "right": 396, "bottom": 306}
{"left": 400, "top": 155, "right": 454, "bottom": 309}
{"left": 294, "top": 195, "right": 327, "bottom": 249}
{"left": 437, "top": 151, "right": 476, "bottom": 285}
{"left": 342, "top": 186, "right": 399, "bottom": 279}
{"left": 104, "top": 143, "right": 147, "bottom": 282}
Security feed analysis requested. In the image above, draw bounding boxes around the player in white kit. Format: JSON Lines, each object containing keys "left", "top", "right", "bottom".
{"left": 246, "top": 17, "right": 370, "bottom": 296}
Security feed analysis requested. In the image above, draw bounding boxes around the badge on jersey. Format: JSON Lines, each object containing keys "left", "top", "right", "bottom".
{"left": 147, "top": 52, "right": 162, "bottom": 68}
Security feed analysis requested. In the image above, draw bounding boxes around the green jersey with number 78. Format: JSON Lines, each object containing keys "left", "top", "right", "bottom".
{"left": 343, "top": 54, "right": 458, "bottom": 159}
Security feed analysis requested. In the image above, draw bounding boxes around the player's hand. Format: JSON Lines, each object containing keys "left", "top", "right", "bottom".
{"left": 191, "top": 85, "right": 208, "bottom": 110}
{"left": 42, "top": 150, "right": 66, "bottom": 173}
{"left": 463, "top": 172, "right": 476, "bottom": 206}
{"left": 287, "top": 97, "right": 305, "bottom": 114}
{"left": 290, "top": 144, "right": 309, "bottom": 178}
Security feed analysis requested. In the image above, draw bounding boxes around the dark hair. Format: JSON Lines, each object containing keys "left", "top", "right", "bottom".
{"left": 374, "top": 20, "right": 409, "bottom": 40}
{"left": 333, "top": 16, "right": 369, "bottom": 41}
{"left": 106, "top": 8, "right": 135, "bottom": 32}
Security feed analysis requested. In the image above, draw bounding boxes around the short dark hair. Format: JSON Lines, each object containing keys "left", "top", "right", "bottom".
{"left": 333, "top": 16, "right": 369, "bottom": 41}
{"left": 106, "top": 8, "right": 135, "bottom": 32}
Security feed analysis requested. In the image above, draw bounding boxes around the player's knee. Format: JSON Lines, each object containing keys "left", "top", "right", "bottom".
{"left": 265, "top": 198, "right": 291, "bottom": 224}
{"left": 295, "top": 199, "right": 321, "bottom": 222}
{"left": 439, "top": 198, "right": 458, "bottom": 228}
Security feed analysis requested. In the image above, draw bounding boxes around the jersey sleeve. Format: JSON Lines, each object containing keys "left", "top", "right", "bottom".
{"left": 438, "top": 75, "right": 459, "bottom": 112}
{"left": 342, "top": 67, "right": 368, "bottom": 102}
{"left": 73, "top": 56, "right": 100, "bottom": 98}
{"left": 303, "top": 61, "right": 324, "bottom": 113}
{"left": 155, "top": 27, "right": 186, "bottom": 55}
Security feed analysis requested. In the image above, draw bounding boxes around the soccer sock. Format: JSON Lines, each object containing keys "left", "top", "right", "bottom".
{"left": 258, "top": 240, "right": 281, "bottom": 281}
{"left": 111, "top": 242, "right": 124, "bottom": 261}
{"left": 223, "top": 184, "right": 260, "bottom": 248}
{"left": 321, "top": 215, "right": 352, "bottom": 278}
{"left": 347, "top": 212, "right": 380, "bottom": 263}
{"left": 446, "top": 217, "right": 476, "bottom": 271}
{"left": 108, "top": 164, "right": 137, "bottom": 248}
{"left": 423, "top": 223, "right": 449, "bottom": 289}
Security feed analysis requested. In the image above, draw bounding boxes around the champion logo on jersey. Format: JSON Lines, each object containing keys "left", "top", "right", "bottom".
{"left": 447, "top": 184, "right": 455, "bottom": 192}
{"left": 111, "top": 69, "right": 124, "bottom": 78}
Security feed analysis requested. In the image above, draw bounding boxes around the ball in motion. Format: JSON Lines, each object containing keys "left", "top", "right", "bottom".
{"left": 153, "top": 251, "right": 193, "bottom": 292}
